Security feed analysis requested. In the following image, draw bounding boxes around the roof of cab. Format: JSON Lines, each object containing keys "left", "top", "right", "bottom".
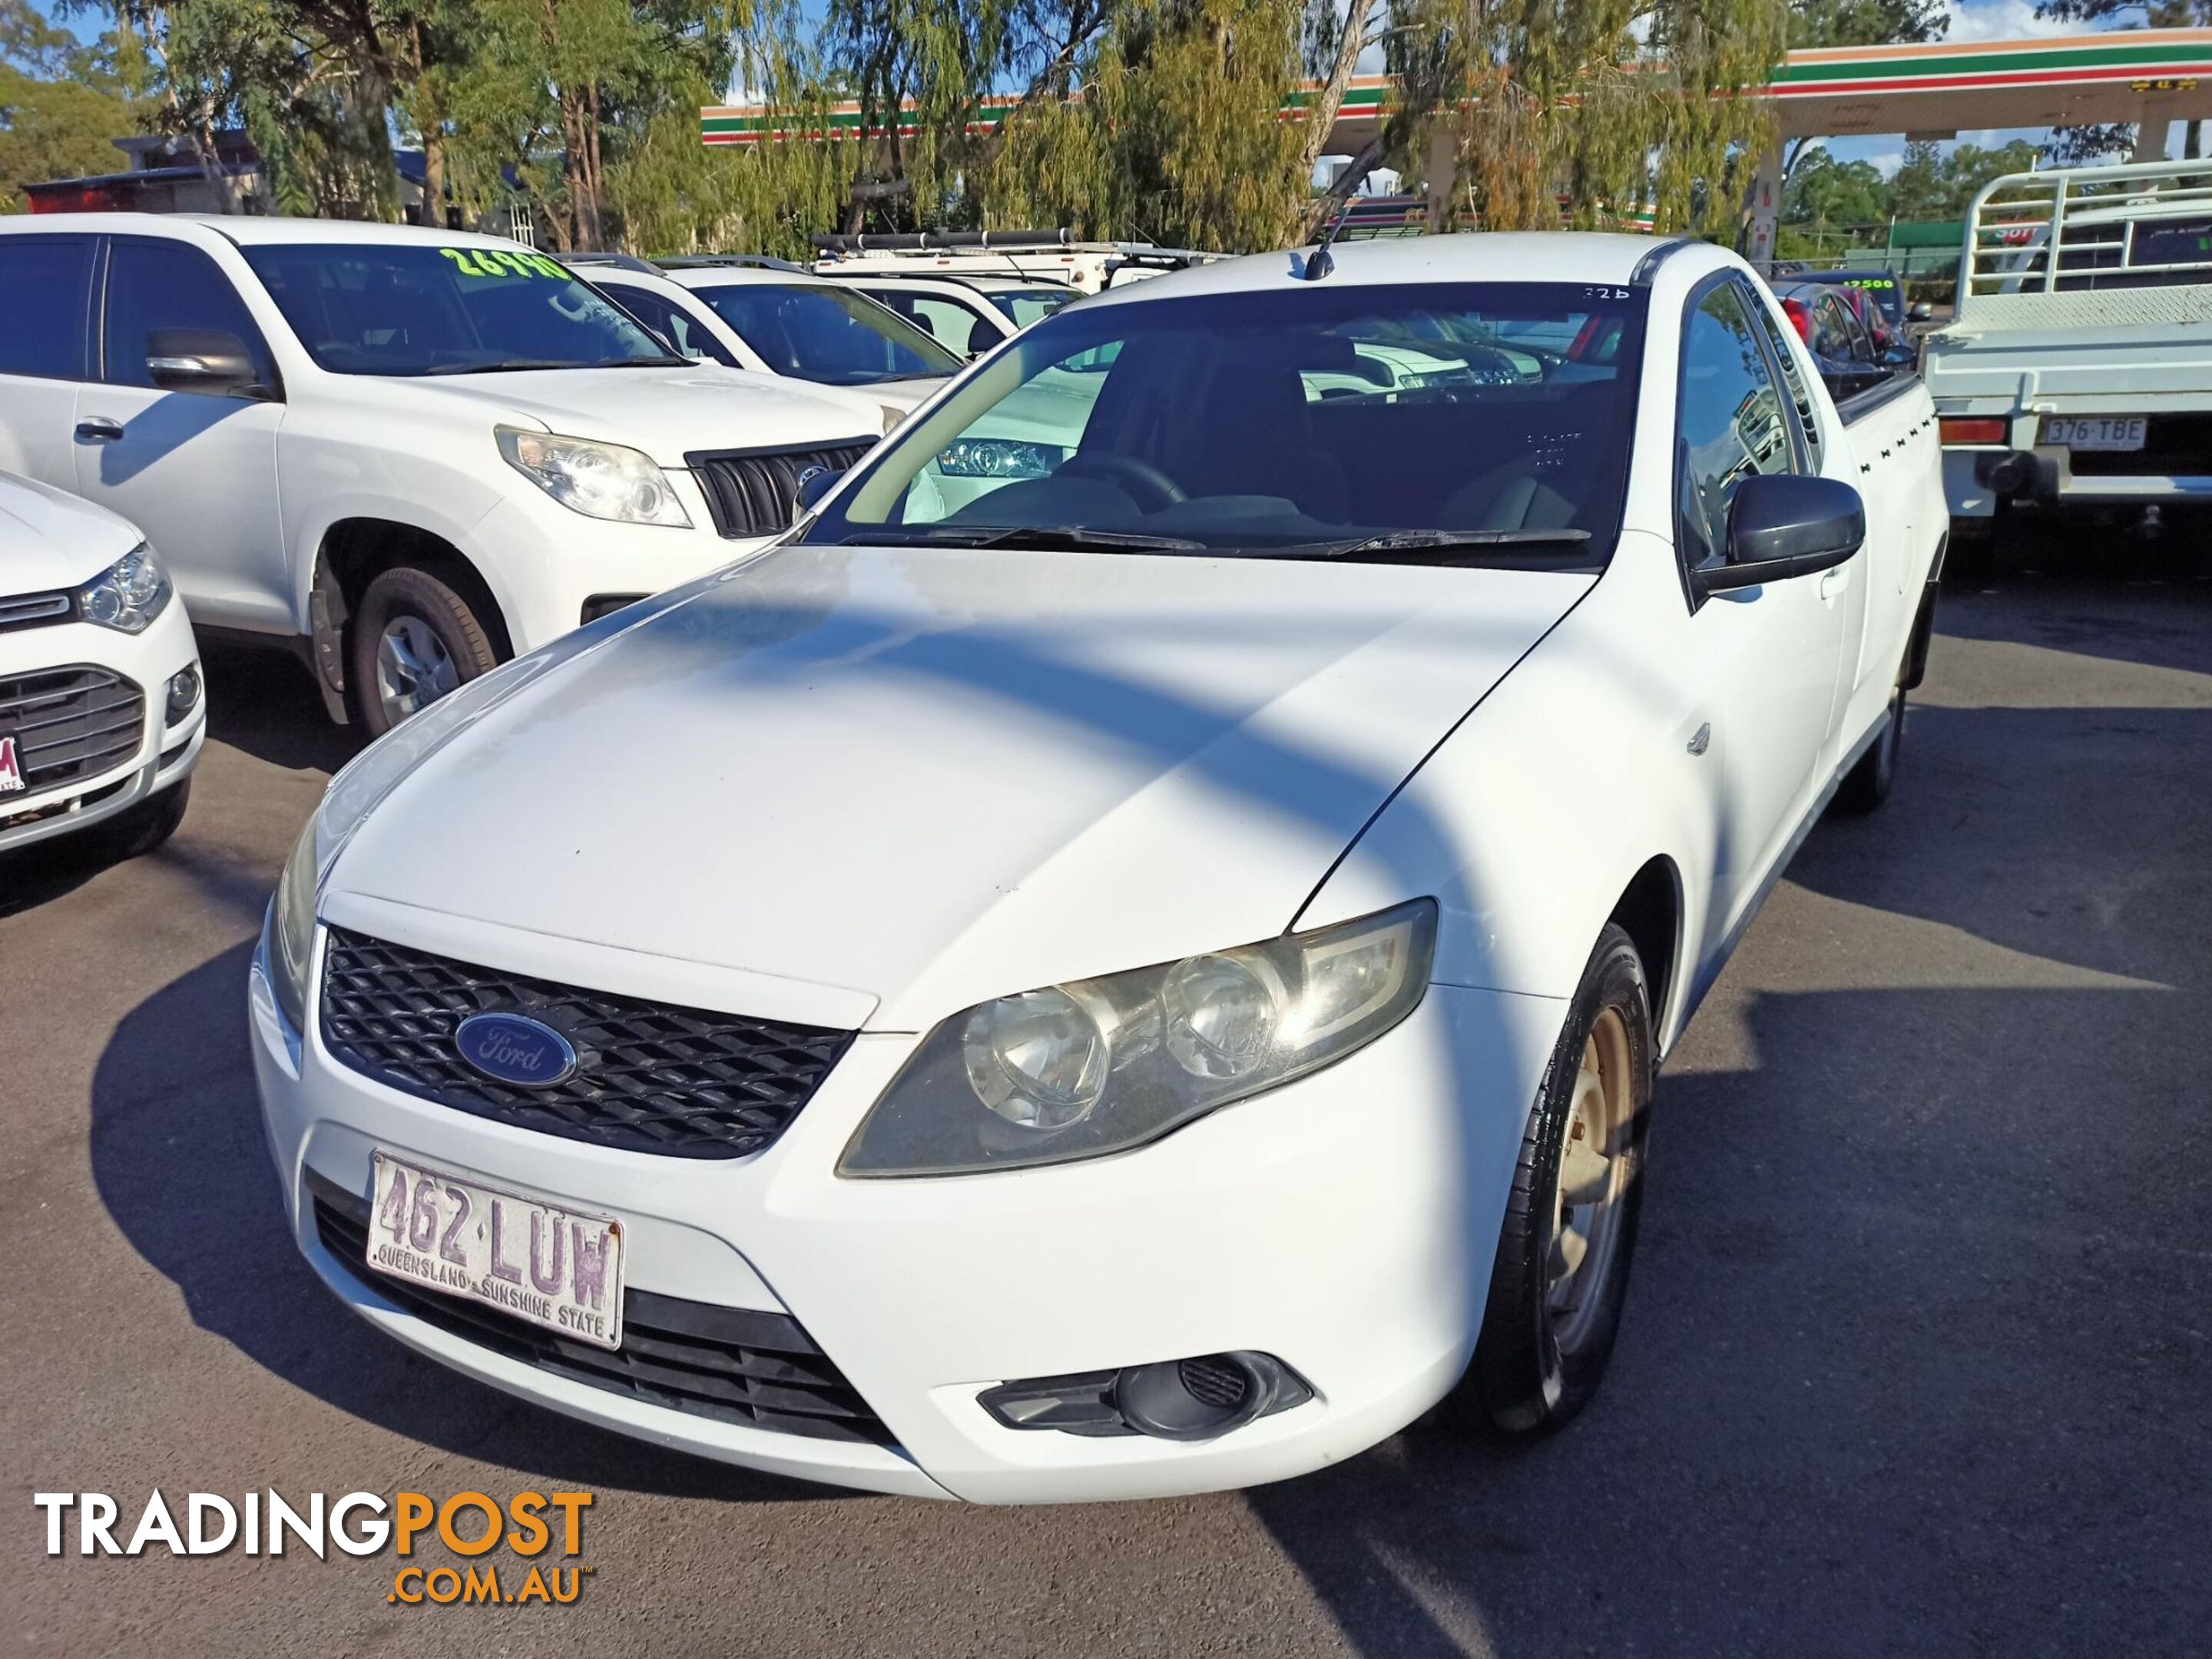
{"left": 0, "top": 213, "right": 539, "bottom": 250}
{"left": 1081, "top": 231, "right": 1697, "bottom": 309}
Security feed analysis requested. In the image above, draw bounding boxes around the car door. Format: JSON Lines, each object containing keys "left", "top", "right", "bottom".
{"left": 73, "top": 235, "right": 289, "bottom": 634}
{"left": 1674, "top": 277, "right": 1850, "bottom": 954}
{"left": 0, "top": 232, "right": 99, "bottom": 492}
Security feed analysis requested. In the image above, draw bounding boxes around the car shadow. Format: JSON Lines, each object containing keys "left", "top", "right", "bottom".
{"left": 1244, "top": 975, "right": 2212, "bottom": 1658}
{"left": 86, "top": 940, "right": 843, "bottom": 1503}
{"left": 198, "top": 638, "right": 360, "bottom": 774}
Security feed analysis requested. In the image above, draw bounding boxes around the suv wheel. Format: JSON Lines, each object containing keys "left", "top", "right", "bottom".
{"left": 347, "top": 564, "right": 500, "bottom": 737}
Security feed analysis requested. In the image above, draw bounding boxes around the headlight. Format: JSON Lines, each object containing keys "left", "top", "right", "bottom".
{"left": 839, "top": 899, "right": 1436, "bottom": 1177}
{"left": 269, "top": 817, "right": 320, "bottom": 1033}
{"left": 79, "top": 544, "right": 171, "bottom": 633}
{"left": 496, "top": 426, "right": 690, "bottom": 527}
{"left": 933, "top": 439, "right": 1065, "bottom": 479}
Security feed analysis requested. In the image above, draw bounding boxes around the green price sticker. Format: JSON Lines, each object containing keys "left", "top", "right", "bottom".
{"left": 440, "top": 247, "right": 569, "bottom": 280}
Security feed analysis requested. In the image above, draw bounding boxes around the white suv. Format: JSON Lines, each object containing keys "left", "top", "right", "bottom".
{"left": 0, "top": 217, "right": 880, "bottom": 733}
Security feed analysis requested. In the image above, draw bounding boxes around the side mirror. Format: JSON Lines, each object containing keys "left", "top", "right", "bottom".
{"left": 1697, "top": 472, "right": 1864, "bottom": 595}
{"left": 795, "top": 466, "right": 845, "bottom": 512}
{"left": 146, "top": 329, "right": 267, "bottom": 398}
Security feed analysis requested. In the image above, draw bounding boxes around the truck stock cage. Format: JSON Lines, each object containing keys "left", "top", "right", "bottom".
{"left": 1960, "top": 157, "right": 2212, "bottom": 329}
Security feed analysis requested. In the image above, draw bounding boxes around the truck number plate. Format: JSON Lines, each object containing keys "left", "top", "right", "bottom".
{"left": 2043, "top": 416, "right": 2147, "bottom": 451}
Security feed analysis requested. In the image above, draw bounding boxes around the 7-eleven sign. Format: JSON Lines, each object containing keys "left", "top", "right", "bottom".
{"left": 0, "top": 736, "right": 23, "bottom": 793}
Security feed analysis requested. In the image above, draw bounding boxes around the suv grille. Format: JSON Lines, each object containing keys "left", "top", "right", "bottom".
{"left": 319, "top": 929, "right": 854, "bottom": 1160}
{"left": 0, "top": 591, "right": 75, "bottom": 634}
{"left": 687, "top": 441, "right": 872, "bottom": 538}
{"left": 308, "top": 1174, "right": 891, "bottom": 1443}
{"left": 0, "top": 665, "right": 144, "bottom": 792}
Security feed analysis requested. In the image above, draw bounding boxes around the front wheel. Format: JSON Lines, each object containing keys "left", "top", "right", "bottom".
{"left": 346, "top": 563, "right": 502, "bottom": 737}
{"left": 1449, "top": 922, "right": 1654, "bottom": 1435}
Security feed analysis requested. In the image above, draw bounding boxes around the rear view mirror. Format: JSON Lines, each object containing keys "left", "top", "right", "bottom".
{"left": 795, "top": 466, "right": 845, "bottom": 512}
{"left": 146, "top": 329, "right": 267, "bottom": 399}
{"left": 1697, "top": 473, "right": 1863, "bottom": 595}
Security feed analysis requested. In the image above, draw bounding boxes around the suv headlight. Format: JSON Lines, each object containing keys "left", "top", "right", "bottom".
{"left": 496, "top": 426, "right": 690, "bottom": 527}
{"left": 79, "top": 544, "right": 171, "bottom": 633}
{"left": 839, "top": 899, "right": 1436, "bottom": 1177}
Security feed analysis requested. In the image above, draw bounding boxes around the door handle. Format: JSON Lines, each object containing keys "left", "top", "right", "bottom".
{"left": 75, "top": 416, "right": 124, "bottom": 442}
{"left": 1819, "top": 565, "right": 1849, "bottom": 601}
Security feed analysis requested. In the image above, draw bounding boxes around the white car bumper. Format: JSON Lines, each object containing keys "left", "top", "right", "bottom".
{"left": 0, "top": 598, "right": 204, "bottom": 856}
{"left": 248, "top": 924, "right": 1562, "bottom": 1503}
{"left": 468, "top": 482, "right": 780, "bottom": 657}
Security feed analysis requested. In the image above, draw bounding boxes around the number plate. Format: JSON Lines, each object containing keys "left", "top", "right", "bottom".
{"left": 2043, "top": 416, "right": 2147, "bottom": 451}
{"left": 366, "top": 1153, "right": 624, "bottom": 1350}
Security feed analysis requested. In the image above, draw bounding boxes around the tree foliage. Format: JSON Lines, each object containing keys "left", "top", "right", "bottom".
{"left": 1383, "top": 0, "right": 1786, "bottom": 236}
{"left": 0, "top": 0, "right": 147, "bottom": 209}
{"left": 1787, "top": 0, "right": 1946, "bottom": 47}
{"left": 28, "top": 0, "right": 1834, "bottom": 256}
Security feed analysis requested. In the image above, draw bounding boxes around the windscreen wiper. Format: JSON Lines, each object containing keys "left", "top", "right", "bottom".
{"left": 1279, "top": 528, "right": 1595, "bottom": 561}
{"left": 420, "top": 359, "right": 578, "bottom": 376}
{"left": 420, "top": 356, "right": 689, "bottom": 376}
{"left": 843, "top": 525, "right": 1206, "bottom": 551}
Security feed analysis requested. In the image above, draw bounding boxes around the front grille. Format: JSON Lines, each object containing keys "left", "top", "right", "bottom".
{"left": 0, "top": 591, "right": 74, "bottom": 633}
{"left": 319, "top": 929, "right": 853, "bottom": 1160}
{"left": 687, "top": 441, "right": 873, "bottom": 538}
{"left": 0, "top": 665, "right": 144, "bottom": 791}
{"left": 308, "top": 1174, "right": 892, "bottom": 1443}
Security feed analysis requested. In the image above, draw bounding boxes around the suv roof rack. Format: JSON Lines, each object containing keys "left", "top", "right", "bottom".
{"left": 657, "top": 253, "right": 813, "bottom": 274}
{"left": 832, "top": 268, "right": 1075, "bottom": 291}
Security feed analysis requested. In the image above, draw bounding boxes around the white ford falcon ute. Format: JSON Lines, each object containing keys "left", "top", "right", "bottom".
{"left": 251, "top": 233, "right": 1948, "bottom": 1504}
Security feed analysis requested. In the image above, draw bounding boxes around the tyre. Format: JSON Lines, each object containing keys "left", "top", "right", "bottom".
{"left": 346, "top": 563, "right": 501, "bottom": 737}
{"left": 1833, "top": 681, "right": 1904, "bottom": 816}
{"left": 106, "top": 778, "right": 190, "bottom": 859}
{"left": 1450, "top": 922, "right": 1654, "bottom": 1435}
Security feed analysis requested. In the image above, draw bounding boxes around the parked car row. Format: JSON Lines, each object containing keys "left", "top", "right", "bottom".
{"left": 3, "top": 213, "right": 1949, "bottom": 1507}
{"left": 0, "top": 216, "right": 906, "bottom": 754}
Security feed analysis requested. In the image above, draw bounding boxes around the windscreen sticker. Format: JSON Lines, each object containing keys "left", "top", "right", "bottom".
{"left": 440, "top": 247, "right": 570, "bottom": 280}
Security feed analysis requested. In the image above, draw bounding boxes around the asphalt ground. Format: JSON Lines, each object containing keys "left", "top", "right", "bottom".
{"left": 4, "top": 535, "right": 2209, "bottom": 1657}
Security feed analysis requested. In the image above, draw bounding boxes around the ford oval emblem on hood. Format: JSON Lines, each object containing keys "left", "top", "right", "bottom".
{"left": 455, "top": 1012, "right": 577, "bottom": 1088}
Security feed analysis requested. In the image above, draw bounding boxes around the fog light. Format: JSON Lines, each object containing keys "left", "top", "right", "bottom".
{"left": 978, "top": 1351, "right": 1312, "bottom": 1440}
{"left": 579, "top": 593, "right": 647, "bottom": 625}
{"left": 164, "top": 663, "right": 201, "bottom": 726}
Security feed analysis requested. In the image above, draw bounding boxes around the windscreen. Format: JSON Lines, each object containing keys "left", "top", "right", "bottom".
{"left": 803, "top": 281, "right": 1646, "bottom": 558}
{"left": 691, "top": 283, "right": 960, "bottom": 383}
{"left": 242, "top": 244, "right": 674, "bottom": 375}
{"left": 989, "top": 286, "right": 1079, "bottom": 327}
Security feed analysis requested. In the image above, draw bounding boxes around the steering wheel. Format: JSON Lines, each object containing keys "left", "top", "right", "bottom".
{"left": 1060, "top": 452, "right": 1187, "bottom": 512}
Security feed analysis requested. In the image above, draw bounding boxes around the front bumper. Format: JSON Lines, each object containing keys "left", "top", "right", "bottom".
{"left": 249, "top": 925, "right": 1563, "bottom": 1503}
{"left": 0, "top": 601, "right": 204, "bottom": 856}
{"left": 467, "top": 483, "right": 777, "bottom": 657}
